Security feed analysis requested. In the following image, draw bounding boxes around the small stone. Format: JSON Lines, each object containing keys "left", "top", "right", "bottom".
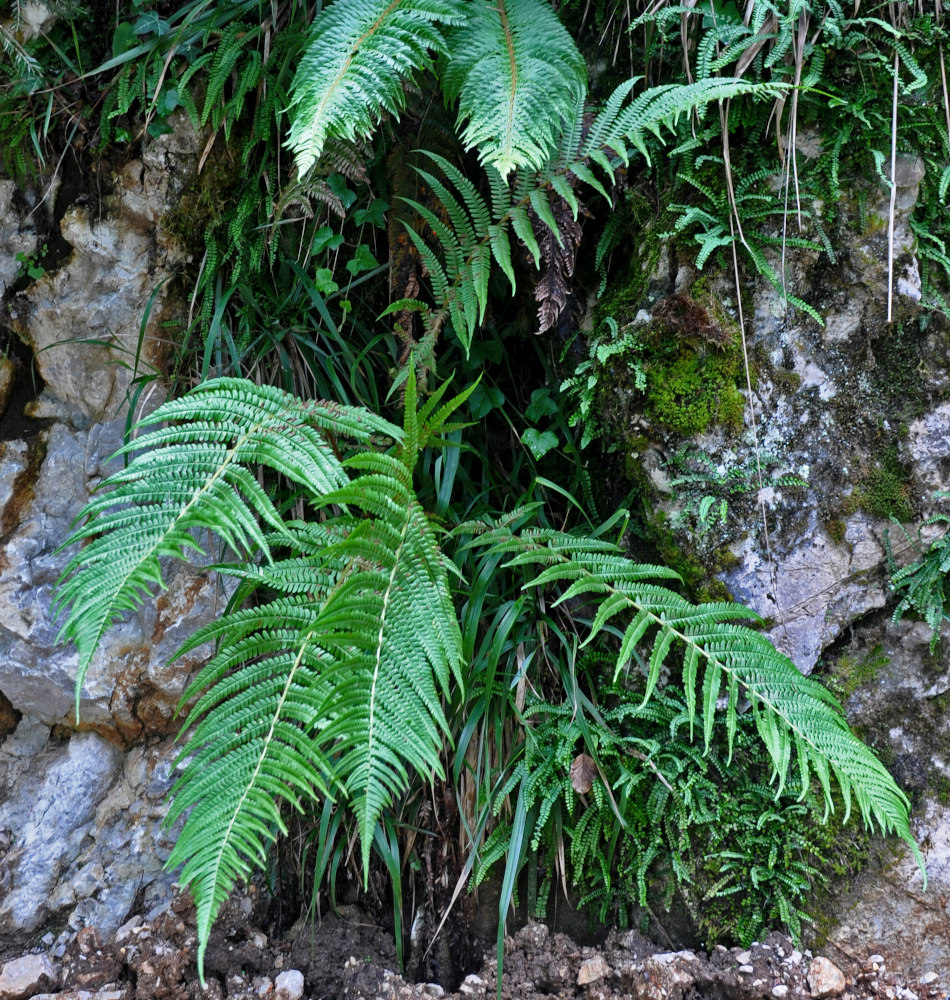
{"left": 918, "top": 973, "right": 939, "bottom": 987}
{"left": 786, "top": 952, "right": 803, "bottom": 966}
{"left": 458, "top": 973, "right": 484, "bottom": 995}
{"left": 736, "top": 952, "right": 753, "bottom": 965}
{"left": 808, "top": 957, "right": 846, "bottom": 998}
{"left": 869, "top": 956, "right": 885, "bottom": 966}
{"left": 577, "top": 955, "right": 609, "bottom": 986}
{"left": 274, "top": 971, "right": 304, "bottom": 1000}
{"left": 899, "top": 990, "right": 919, "bottom": 1000}
{"left": 0, "top": 955, "right": 59, "bottom": 1000}
{"left": 740, "top": 965, "right": 755, "bottom": 974}
{"left": 422, "top": 985, "right": 444, "bottom": 998}
{"left": 773, "top": 986, "right": 789, "bottom": 998}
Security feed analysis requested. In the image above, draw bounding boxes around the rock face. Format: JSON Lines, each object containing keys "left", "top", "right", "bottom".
{"left": 0, "top": 719, "right": 182, "bottom": 946}
{"left": 0, "top": 119, "right": 218, "bottom": 952}
{"left": 814, "top": 617, "right": 950, "bottom": 978}
{"left": 595, "top": 155, "right": 950, "bottom": 973}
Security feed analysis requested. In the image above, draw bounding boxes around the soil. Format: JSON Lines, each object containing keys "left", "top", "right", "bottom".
{"left": 28, "top": 888, "right": 947, "bottom": 1000}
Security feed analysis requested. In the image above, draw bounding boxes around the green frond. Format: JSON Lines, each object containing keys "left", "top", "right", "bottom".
{"left": 287, "top": 0, "right": 464, "bottom": 176}
{"left": 441, "top": 0, "right": 586, "bottom": 176}
{"left": 166, "top": 620, "right": 334, "bottom": 978}
{"left": 55, "top": 378, "right": 399, "bottom": 717}
{"left": 471, "top": 526, "right": 923, "bottom": 873}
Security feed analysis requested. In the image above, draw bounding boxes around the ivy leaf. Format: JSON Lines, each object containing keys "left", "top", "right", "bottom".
{"left": 525, "top": 388, "right": 559, "bottom": 422}
{"left": 468, "top": 384, "right": 505, "bottom": 419}
{"left": 521, "top": 427, "right": 558, "bottom": 459}
{"left": 346, "top": 244, "right": 379, "bottom": 276}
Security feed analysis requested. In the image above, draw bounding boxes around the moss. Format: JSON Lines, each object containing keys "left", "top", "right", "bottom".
{"left": 645, "top": 349, "right": 746, "bottom": 435}
{"left": 772, "top": 367, "right": 803, "bottom": 393}
{"left": 826, "top": 519, "right": 847, "bottom": 545}
{"left": 853, "top": 448, "right": 914, "bottom": 522}
{"left": 827, "top": 645, "right": 890, "bottom": 700}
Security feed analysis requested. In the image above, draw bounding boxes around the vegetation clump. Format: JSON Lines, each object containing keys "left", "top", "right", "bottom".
{"left": 1, "top": 0, "right": 942, "bottom": 976}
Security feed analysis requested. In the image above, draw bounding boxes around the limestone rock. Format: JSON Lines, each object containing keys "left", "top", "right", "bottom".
{"left": 0, "top": 417, "right": 226, "bottom": 734}
{"left": 274, "top": 970, "right": 304, "bottom": 1000}
{"left": 0, "top": 722, "right": 182, "bottom": 940}
{"left": 807, "top": 957, "right": 846, "bottom": 998}
{"left": 0, "top": 954, "right": 59, "bottom": 1000}
{"left": 8, "top": 122, "right": 199, "bottom": 426}
{"left": 577, "top": 954, "right": 609, "bottom": 985}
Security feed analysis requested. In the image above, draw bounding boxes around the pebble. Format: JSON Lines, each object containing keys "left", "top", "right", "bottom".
{"left": 274, "top": 970, "right": 304, "bottom": 1000}
{"left": 458, "top": 974, "right": 484, "bottom": 996}
{"left": 919, "top": 974, "right": 939, "bottom": 987}
{"left": 736, "top": 952, "right": 753, "bottom": 965}
{"left": 808, "top": 956, "right": 846, "bottom": 998}
{"left": 577, "top": 955, "right": 609, "bottom": 985}
{"left": 740, "top": 965, "right": 755, "bottom": 974}
{"left": 773, "top": 986, "right": 789, "bottom": 998}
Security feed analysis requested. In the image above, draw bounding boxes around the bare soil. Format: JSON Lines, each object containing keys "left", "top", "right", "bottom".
{"left": 46, "top": 888, "right": 948, "bottom": 1000}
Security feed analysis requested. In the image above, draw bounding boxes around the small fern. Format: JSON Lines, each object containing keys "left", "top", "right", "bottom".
{"left": 888, "top": 494, "right": 950, "bottom": 652}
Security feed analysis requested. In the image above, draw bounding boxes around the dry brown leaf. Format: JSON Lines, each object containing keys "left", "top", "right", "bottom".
{"left": 570, "top": 753, "right": 597, "bottom": 794}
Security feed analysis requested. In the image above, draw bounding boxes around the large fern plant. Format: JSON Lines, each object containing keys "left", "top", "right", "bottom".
{"left": 287, "top": 0, "right": 587, "bottom": 177}
{"left": 55, "top": 377, "right": 922, "bottom": 976}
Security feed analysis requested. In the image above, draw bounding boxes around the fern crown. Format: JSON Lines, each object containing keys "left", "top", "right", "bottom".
{"left": 287, "top": 0, "right": 587, "bottom": 177}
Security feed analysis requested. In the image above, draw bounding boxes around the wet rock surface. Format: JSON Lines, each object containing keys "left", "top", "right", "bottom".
{"left": 0, "top": 904, "right": 945, "bottom": 1000}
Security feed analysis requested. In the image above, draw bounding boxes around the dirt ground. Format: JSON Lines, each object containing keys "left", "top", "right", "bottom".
{"left": 34, "top": 887, "right": 947, "bottom": 1000}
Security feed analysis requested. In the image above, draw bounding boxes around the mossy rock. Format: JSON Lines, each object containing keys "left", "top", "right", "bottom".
{"left": 645, "top": 349, "right": 746, "bottom": 435}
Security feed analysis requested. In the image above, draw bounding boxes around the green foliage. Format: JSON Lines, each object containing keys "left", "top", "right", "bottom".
{"left": 665, "top": 445, "right": 809, "bottom": 534}
{"left": 54, "top": 377, "right": 921, "bottom": 977}
{"left": 440, "top": 0, "right": 586, "bottom": 176}
{"left": 22, "top": 0, "right": 943, "bottom": 975}
{"left": 475, "top": 684, "right": 853, "bottom": 946}
{"left": 888, "top": 494, "right": 950, "bottom": 651}
{"left": 287, "top": 0, "right": 463, "bottom": 176}
{"left": 56, "top": 375, "right": 465, "bottom": 973}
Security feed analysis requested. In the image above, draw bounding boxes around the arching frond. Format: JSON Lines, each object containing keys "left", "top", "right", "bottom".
{"left": 287, "top": 0, "right": 464, "bottom": 176}
{"left": 464, "top": 521, "right": 924, "bottom": 874}
{"left": 54, "top": 377, "right": 400, "bottom": 715}
{"left": 441, "top": 0, "right": 587, "bottom": 176}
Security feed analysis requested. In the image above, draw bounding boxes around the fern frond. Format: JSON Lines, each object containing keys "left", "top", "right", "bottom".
{"left": 55, "top": 378, "right": 400, "bottom": 716}
{"left": 470, "top": 525, "right": 923, "bottom": 872}
{"left": 287, "top": 0, "right": 464, "bottom": 176}
{"left": 441, "top": 0, "right": 586, "bottom": 176}
{"left": 168, "top": 600, "right": 335, "bottom": 976}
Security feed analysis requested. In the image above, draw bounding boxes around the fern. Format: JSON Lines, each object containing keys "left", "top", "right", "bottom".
{"left": 395, "top": 77, "right": 785, "bottom": 353}
{"left": 56, "top": 377, "right": 922, "bottom": 979}
{"left": 888, "top": 495, "right": 950, "bottom": 652}
{"left": 55, "top": 375, "right": 472, "bottom": 976}
{"left": 440, "top": 0, "right": 587, "bottom": 177}
{"left": 287, "top": 0, "right": 464, "bottom": 177}
{"left": 463, "top": 519, "right": 923, "bottom": 865}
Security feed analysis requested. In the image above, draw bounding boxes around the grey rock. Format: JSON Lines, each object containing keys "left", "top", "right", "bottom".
{"left": 0, "top": 730, "right": 121, "bottom": 934}
{"left": 0, "top": 953, "right": 59, "bottom": 1000}
{"left": 0, "top": 181, "right": 39, "bottom": 300}
{"left": 0, "top": 415, "right": 226, "bottom": 733}
{"left": 903, "top": 402, "right": 950, "bottom": 501}
{"left": 724, "top": 513, "right": 887, "bottom": 673}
